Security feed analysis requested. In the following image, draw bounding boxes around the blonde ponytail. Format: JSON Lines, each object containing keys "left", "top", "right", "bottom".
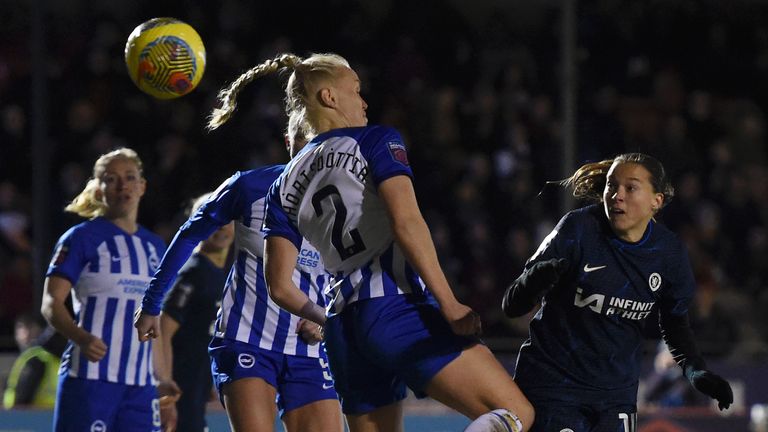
{"left": 64, "top": 178, "right": 107, "bottom": 218}
{"left": 207, "top": 52, "right": 351, "bottom": 138}
{"left": 207, "top": 53, "right": 303, "bottom": 130}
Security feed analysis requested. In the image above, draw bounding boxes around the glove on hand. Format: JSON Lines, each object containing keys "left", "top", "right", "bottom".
{"left": 686, "top": 367, "right": 733, "bottom": 410}
{"left": 526, "top": 258, "right": 569, "bottom": 295}
{"left": 503, "top": 258, "right": 568, "bottom": 318}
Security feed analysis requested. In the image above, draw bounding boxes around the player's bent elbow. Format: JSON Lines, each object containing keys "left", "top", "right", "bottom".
{"left": 266, "top": 283, "right": 292, "bottom": 311}
{"left": 519, "top": 399, "right": 535, "bottom": 431}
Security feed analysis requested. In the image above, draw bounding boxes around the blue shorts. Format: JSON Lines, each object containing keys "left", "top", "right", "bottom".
{"left": 208, "top": 338, "right": 338, "bottom": 415}
{"left": 324, "top": 294, "right": 477, "bottom": 414}
{"left": 53, "top": 374, "right": 159, "bottom": 432}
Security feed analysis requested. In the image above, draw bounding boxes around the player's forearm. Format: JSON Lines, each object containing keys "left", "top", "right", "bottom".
{"left": 391, "top": 215, "right": 457, "bottom": 307}
{"left": 659, "top": 310, "right": 704, "bottom": 371}
{"left": 41, "top": 298, "right": 91, "bottom": 346}
{"left": 152, "top": 337, "right": 171, "bottom": 381}
{"left": 268, "top": 280, "right": 325, "bottom": 324}
{"left": 502, "top": 277, "right": 538, "bottom": 318}
{"left": 159, "top": 314, "right": 179, "bottom": 379}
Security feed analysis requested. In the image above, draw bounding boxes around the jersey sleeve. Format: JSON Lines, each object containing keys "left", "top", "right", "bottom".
{"left": 658, "top": 243, "right": 696, "bottom": 317}
{"left": 142, "top": 173, "right": 243, "bottom": 315}
{"left": 657, "top": 240, "right": 703, "bottom": 369}
{"left": 161, "top": 271, "right": 197, "bottom": 325}
{"left": 359, "top": 126, "right": 414, "bottom": 186}
{"left": 525, "top": 211, "right": 580, "bottom": 271}
{"left": 45, "top": 227, "right": 89, "bottom": 285}
{"left": 263, "top": 176, "right": 303, "bottom": 249}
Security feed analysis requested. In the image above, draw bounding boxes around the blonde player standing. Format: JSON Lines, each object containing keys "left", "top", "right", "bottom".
{"left": 42, "top": 148, "right": 178, "bottom": 432}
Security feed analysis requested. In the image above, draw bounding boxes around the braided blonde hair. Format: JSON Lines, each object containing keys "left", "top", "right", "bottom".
{"left": 207, "top": 53, "right": 351, "bottom": 143}
{"left": 65, "top": 148, "right": 144, "bottom": 218}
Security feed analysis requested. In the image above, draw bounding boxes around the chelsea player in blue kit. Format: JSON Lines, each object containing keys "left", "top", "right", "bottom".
{"left": 503, "top": 153, "right": 733, "bottom": 432}
{"left": 206, "top": 52, "right": 535, "bottom": 432}
{"left": 135, "top": 134, "right": 343, "bottom": 430}
{"left": 41, "top": 148, "right": 177, "bottom": 432}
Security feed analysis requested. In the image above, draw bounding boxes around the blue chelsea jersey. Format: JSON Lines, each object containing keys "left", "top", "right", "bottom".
{"left": 142, "top": 165, "right": 330, "bottom": 358}
{"left": 514, "top": 205, "right": 696, "bottom": 405}
{"left": 47, "top": 217, "right": 166, "bottom": 386}
{"left": 263, "top": 126, "right": 429, "bottom": 315}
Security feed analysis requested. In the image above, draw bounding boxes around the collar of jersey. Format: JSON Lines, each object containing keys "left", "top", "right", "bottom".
{"left": 608, "top": 219, "right": 654, "bottom": 248}
{"left": 309, "top": 127, "right": 367, "bottom": 146}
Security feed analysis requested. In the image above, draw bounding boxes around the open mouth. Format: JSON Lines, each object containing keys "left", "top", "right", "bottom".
{"left": 608, "top": 207, "right": 625, "bottom": 215}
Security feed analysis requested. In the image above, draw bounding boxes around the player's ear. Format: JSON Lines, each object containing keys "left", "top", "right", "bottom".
{"left": 652, "top": 192, "right": 663, "bottom": 213}
{"left": 318, "top": 87, "right": 336, "bottom": 108}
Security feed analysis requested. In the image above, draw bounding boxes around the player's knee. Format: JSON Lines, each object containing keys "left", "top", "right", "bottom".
{"left": 464, "top": 406, "right": 534, "bottom": 432}
{"left": 511, "top": 400, "right": 535, "bottom": 431}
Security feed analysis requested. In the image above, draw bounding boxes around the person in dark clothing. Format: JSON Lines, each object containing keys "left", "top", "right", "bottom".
{"left": 503, "top": 153, "right": 733, "bottom": 432}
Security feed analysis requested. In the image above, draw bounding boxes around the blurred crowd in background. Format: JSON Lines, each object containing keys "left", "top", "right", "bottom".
{"left": 1, "top": 0, "right": 768, "bottom": 371}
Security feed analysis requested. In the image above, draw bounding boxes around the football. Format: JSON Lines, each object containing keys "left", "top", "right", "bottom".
{"left": 124, "top": 17, "right": 206, "bottom": 99}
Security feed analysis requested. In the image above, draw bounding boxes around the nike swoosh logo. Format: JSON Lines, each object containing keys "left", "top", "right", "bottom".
{"left": 583, "top": 264, "right": 607, "bottom": 273}
{"left": 322, "top": 383, "right": 334, "bottom": 390}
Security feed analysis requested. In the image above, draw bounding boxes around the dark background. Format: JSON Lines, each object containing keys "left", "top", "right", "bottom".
{"left": 1, "top": 0, "right": 767, "bottom": 372}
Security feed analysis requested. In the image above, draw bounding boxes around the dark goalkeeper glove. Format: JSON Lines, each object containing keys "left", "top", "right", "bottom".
{"left": 525, "top": 258, "right": 569, "bottom": 292}
{"left": 685, "top": 366, "right": 733, "bottom": 410}
{"left": 502, "top": 258, "right": 569, "bottom": 317}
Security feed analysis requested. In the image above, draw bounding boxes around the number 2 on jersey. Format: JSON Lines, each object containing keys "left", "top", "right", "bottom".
{"left": 312, "top": 185, "right": 366, "bottom": 260}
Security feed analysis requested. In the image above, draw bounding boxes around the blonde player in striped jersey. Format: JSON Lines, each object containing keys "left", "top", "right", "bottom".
{"left": 206, "top": 53, "right": 535, "bottom": 432}
{"left": 42, "top": 148, "right": 179, "bottom": 432}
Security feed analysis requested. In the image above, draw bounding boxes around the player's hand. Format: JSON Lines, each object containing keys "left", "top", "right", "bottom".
{"left": 134, "top": 308, "right": 160, "bottom": 342}
{"left": 159, "top": 398, "right": 178, "bottom": 432}
{"left": 296, "top": 319, "right": 324, "bottom": 345}
{"left": 158, "top": 379, "right": 182, "bottom": 406}
{"left": 157, "top": 378, "right": 182, "bottom": 431}
{"left": 442, "top": 303, "right": 482, "bottom": 337}
{"left": 688, "top": 369, "right": 733, "bottom": 410}
{"left": 78, "top": 334, "right": 107, "bottom": 362}
{"left": 527, "top": 258, "right": 569, "bottom": 294}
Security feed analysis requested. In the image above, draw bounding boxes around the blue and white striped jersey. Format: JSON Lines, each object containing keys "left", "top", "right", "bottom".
{"left": 46, "top": 217, "right": 166, "bottom": 386}
{"left": 141, "top": 165, "right": 329, "bottom": 358}
{"left": 264, "top": 126, "right": 428, "bottom": 315}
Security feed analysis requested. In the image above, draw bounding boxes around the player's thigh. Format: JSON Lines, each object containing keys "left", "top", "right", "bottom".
{"left": 345, "top": 401, "right": 404, "bottom": 432}
{"left": 425, "top": 343, "right": 534, "bottom": 426}
{"left": 115, "top": 384, "right": 160, "bottom": 432}
{"left": 54, "top": 376, "right": 118, "bottom": 432}
{"left": 282, "top": 399, "right": 344, "bottom": 432}
{"left": 222, "top": 377, "right": 278, "bottom": 432}
{"left": 324, "top": 309, "right": 407, "bottom": 415}
{"left": 278, "top": 353, "right": 342, "bottom": 431}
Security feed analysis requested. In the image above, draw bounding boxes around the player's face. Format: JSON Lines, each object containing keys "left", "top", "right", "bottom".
{"left": 333, "top": 67, "right": 368, "bottom": 127}
{"left": 98, "top": 158, "right": 146, "bottom": 219}
{"left": 204, "top": 222, "right": 234, "bottom": 251}
{"left": 603, "top": 162, "right": 663, "bottom": 242}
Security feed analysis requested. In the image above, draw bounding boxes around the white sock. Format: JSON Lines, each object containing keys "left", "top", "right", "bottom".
{"left": 464, "top": 408, "right": 524, "bottom": 432}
